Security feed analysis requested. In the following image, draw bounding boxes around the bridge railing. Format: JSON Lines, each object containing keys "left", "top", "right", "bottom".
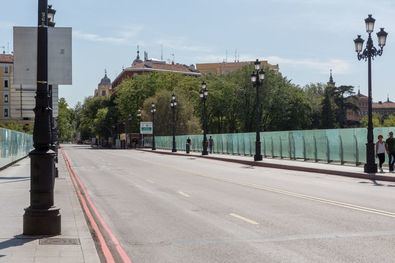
{"left": 0, "top": 128, "right": 33, "bottom": 169}
{"left": 150, "top": 127, "right": 395, "bottom": 165}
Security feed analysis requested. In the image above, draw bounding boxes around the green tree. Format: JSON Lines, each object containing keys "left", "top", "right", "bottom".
{"left": 57, "top": 98, "right": 74, "bottom": 142}
{"left": 321, "top": 86, "right": 336, "bottom": 129}
{"left": 141, "top": 89, "right": 200, "bottom": 136}
{"left": 303, "top": 83, "right": 325, "bottom": 128}
{"left": 333, "top": 85, "right": 359, "bottom": 128}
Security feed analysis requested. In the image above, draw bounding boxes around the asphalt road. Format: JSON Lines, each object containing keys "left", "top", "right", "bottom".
{"left": 62, "top": 144, "right": 395, "bottom": 263}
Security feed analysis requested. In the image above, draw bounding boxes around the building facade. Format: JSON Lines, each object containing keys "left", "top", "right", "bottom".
{"left": 0, "top": 53, "right": 58, "bottom": 127}
{"left": 94, "top": 71, "right": 112, "bottom": 97}
{"left": 0, "top": 53, "right": 13, "bottom": 121}
{"left": 196, "top": 60, "right": 279, "bottom": 75}
{"left": 112, "top": 50, "right": 201, "bottom": 90}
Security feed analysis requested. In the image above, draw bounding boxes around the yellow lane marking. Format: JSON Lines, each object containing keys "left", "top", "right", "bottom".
{"left": 178, "top": 191, "right": 190, "bottom": 198}
{"left": 230, "top": 213, "right": 259, "bottom": 225}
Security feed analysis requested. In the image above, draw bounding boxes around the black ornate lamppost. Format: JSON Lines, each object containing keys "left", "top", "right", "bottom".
{"left": 150, "top": 103, "right": 156, "bottom": 150}
{"left": 199, "top": 82, "right": 208, "bottom": 156}
{"left": 137, "top": 109, "right": 142, "bottom": 147}
{"left": 251, "top": 59, "right": 265, "bottom": 161}
{"left": 23, "top": 0, "right": 61, "bottom": 235}
{"left": 170, "top": 94, "right": 177, "bottom": 152}
{"left": 126, "top": 114, "right": 132, "bottom": 149}
{"left": 354, "top": 14, "right": 388, "bottom": 174}
{"left": 48, "top": 5, "right": 58, "bottom": 177}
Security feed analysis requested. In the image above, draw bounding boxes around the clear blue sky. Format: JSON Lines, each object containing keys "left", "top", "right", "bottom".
{"left": 1, "top": 0, "right": 394, "bottom": 107}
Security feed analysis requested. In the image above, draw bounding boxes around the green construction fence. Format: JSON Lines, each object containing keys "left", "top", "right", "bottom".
{"left": 147, "top": 127, "right": 395, "bottom": 165}
{"left": 0, "top": 128, "right": 33, "bottom": 169}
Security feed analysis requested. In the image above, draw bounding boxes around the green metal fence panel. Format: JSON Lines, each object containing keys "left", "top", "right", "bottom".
{"left": 153, "top": 127, "right": 395, "bottom": 166}
{"left": 0, "top": 128, "right": 33, "bottom": 169}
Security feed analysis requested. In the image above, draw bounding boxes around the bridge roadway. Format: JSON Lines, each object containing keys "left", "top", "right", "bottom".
{"left": 62, "top": 144, "right": 395, "bottom": 263}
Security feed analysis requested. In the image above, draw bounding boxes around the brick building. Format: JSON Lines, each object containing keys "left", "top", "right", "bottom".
{"left": 112, "top": 50, "right": 201, "bottom": 90}
{"left": 196, "top": 60, "right": 279, "bottom": 75}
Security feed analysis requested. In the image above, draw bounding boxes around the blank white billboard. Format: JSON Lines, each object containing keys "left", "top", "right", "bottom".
{"left": 13, "top": 26, "right": 72, "bottom": 85}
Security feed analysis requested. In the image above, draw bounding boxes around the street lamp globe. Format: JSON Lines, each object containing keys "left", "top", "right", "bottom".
{"left": 259, "top": 69, "right": 265, "bottom": 81}
{"left": 48, "top": 5, "right": 56, "bottom": 27}
{"left": 354, "top": 35, "right": 364, "bottom": 53}
{"left": 137, "top": 109, "right": 141, "bottom": 117}
{"left": 254, "top": 59, "right": 260, "bottom": 70}
{"left": 203, "top": 88, "right": 208, "bottom": 98}
{"left": 172, "top": 94, "right": 176, "bottom": 101}
{"left": 151, "top": 104, "right": 156, "bottom": 113}
{"left": 377, "top": 28, "right": 388, "bottom": 48}
{"left": 365, "top": 14, "right": 375, "bottom": 33}
{"left": 250, "top": 72, "right": 257, "bottom": 83}
{"left": 201, "top": 81, "right": 207, "bottom": 90}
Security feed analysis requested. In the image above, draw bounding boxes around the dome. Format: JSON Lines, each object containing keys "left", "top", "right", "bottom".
{"left": 99, "top": 70, "right": 111, "bottom": 86}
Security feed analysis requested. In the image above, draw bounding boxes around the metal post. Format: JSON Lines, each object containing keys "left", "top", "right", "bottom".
{"left": 23, "top": 0, "right": 61, "bottom": 235}
{"left": 172, "top": 103, "right": 177, "bottom": 152}
{"left": 364, "top": 37, "right": 377, "bottom": 173}
{"left": 152, "top": 111, "right": 156, "bottom": 150}
{"left": 202, "top": 98, "right": 208, "bottom": 155}
{"left": 254, "top": 80, "right": 262, "bottom": 161}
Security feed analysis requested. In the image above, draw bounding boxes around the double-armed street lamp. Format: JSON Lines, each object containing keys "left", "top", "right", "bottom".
{"left": 23, "top": 0, "right": 61, "bottom": 235}
{"left": 251, "top": 59, "right": 265, "bottom": 161}
{"left": 199, "top": 82, "right": 208, "bottom": 155}
{"left": 170, "top": 94, "right": 177, "bottom": 152}
{"left": 151, "top": 103, "right": 156, "bottom": 150}
{"left": 354, "top": 14, "right": 388, "bottom": 174}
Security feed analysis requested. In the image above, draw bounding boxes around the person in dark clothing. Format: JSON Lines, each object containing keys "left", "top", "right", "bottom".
{"left": 186, "top": 137, "right": 191, "bottom": 154}
{"left": 376, "top": 135, "right": 386, "bottom": 173}
{"left": 208, "top": 136, "right": 214, "bottom": 154}
{"left": 386, "top": 131, "right": 395, "bottom": 172}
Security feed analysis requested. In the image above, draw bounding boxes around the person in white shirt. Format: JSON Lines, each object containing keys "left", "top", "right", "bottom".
{"left": 376, "top": 135, "right": 386, "bottom": 173}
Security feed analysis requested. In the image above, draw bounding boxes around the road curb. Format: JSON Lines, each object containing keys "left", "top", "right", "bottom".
{"left": 139, "top": 149, "right": 395, "bottom": 183}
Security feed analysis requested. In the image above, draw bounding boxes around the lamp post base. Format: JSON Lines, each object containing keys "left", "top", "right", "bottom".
{"left": 172, "top": 149, "right": 177, "bottom": 153}
{"left": 364, "top": 163, "right": 378, "bottom": 174}
{"left": 202, "top": 150, "right": 208, "bottom": 156}
{"left": 23, "top": 206, "right": 61, "bottom": 235}
{"left": 254, "top": 141, "right": 262, "bottom": 161}
{"left": 364, "top": 142, "right": 377, "bottom": 174}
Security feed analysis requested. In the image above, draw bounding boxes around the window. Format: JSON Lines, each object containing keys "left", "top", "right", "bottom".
{"left": 4, "top": 94, "right": 8, "bottom": 103}
{"left": 4, "top": 65, "right": 8, "bottom": 74}
{"left": 101, "top": 90, "right": 106, "bottom": 96}
{"left": 4, "top": 108, "right": 9, "bottom": 118}
{"left": 4, "top": 80, "right": 8, "bottom": 88}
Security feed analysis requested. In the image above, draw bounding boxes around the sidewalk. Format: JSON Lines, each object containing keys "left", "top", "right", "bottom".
{"left": 141, "top": 148, "right": 395, "bottom": 182}
{"left": 0, "top": 155, "right": 100, "bottom": 262}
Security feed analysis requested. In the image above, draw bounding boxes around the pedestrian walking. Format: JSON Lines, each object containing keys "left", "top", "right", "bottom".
{"left": 376, "top": 135, "right": 386, "bottom": 173}
{"left": 186, "top": 137, "right": 191, "bottom": 154}
{"left": 385, "top": 131, "right": 395, "bottom": 172}
{"left": 208, "top": 136, "right": 214, "bottom": 154}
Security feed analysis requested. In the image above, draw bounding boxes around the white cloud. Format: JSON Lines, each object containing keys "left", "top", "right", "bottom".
{"left": 265, "top": 56, "right": 351, "bottom": 74}
{"left": 156, "top": 37, "right": 212, "bottom": 53}
{"left": 73, "top": 25, "right": 143, "bottom": 45}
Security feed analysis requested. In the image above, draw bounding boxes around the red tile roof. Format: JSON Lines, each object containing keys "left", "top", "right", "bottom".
{"left": 0, "top": 54, "right": 13, "bottom": 63}
{"left": 373, "top": 102, "right": 395, "bottom": 109}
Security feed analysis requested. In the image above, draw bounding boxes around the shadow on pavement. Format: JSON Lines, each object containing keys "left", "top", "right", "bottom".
{"left": 0, "top": 235, "right": 39, "bottom": 256}
{"left": 0, "top": 177, "right": 29, "bottom": 180}
{"left": 358, "top": 180, "right": 395, "bottom": 187}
